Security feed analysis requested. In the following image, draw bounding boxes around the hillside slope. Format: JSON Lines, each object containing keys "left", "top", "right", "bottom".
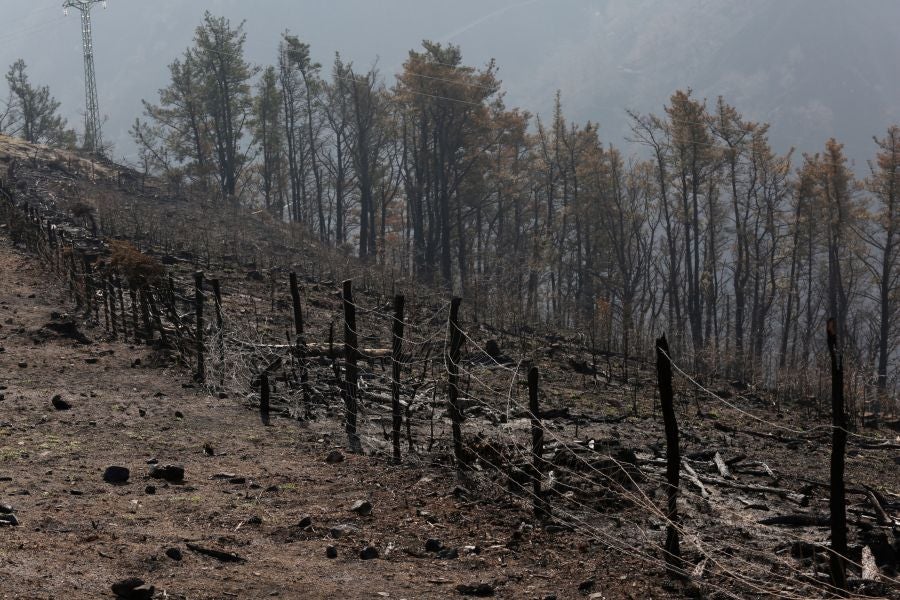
{"left": 1, "top": 135, "right": 898, "bottom": 599}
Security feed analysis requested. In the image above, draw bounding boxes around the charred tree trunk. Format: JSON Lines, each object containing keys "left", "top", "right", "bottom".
{"left": 656, "top": 334, "right": 683, "bottom": 578}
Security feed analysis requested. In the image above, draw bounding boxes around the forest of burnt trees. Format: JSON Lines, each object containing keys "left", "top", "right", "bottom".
{"left": 5, "top": 12, "right": 898, "bottom": 401}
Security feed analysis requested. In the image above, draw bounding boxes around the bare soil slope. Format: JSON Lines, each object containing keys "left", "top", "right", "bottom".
{"left": 0, "top": 231, "right": 659, "bottom": 600}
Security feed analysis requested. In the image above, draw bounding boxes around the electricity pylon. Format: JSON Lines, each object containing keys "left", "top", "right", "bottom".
{"left": 63, "top": 0, "right": 107, "bottom": 154}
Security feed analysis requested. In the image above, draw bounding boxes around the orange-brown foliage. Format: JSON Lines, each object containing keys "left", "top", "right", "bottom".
{"left": 107, "top": 240, "right": 163, "bottom": 284}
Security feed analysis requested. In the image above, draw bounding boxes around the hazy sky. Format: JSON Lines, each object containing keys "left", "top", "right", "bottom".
{"left": 2, "top": 0, "right": 574, "bottom": 160}
{"left": 3, "top": 1, "right": 900, "bottom": 165}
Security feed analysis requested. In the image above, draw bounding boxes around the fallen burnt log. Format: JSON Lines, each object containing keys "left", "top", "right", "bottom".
{"left": 225, "top": 339, "right": 393, "bottom": 359}
{"left": 694, "top": 475, "right": 810, "bottom": 506}
{"left": 758, "top": 514, "right": 830, "bottom": 527}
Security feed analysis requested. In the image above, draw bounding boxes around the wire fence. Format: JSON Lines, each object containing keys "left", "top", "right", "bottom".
{"left": 2, "top": 180, "right": 898, "bottom": 599}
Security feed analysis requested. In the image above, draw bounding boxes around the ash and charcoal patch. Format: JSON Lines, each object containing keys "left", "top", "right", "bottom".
{"left": 38, "top": 312, "right": 92, "bottom": 344}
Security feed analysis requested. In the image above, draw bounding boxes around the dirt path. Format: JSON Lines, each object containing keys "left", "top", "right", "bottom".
{"left": 0, "top": 234, "right": 661, "bottom": 599}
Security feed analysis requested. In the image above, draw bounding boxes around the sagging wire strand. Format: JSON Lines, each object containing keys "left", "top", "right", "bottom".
{"left": 439, "top": 355, "right": 851, "bottom": 598}
{"left": 398, "top": 306, "right": 874, "bottom": 597}
{"left": 660, "top": 347, "right": 897, "bottom": 444}
{"left": 440, "top": 316, "right": 897, "bottom": 595}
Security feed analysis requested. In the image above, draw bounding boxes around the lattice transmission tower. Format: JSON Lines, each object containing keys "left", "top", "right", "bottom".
{"left": 63, "top": 0, "right": 107, "bottom": 154}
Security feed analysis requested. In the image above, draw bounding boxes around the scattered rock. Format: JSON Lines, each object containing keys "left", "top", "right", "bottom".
{"left": 0, "top": 503, "right": 13, "bottom": 514}
{"left": 203, "top": 443, "right": 215, "bottom": 456}
{"left": 174, "top": 410, "right": 184, "bottom": 419}
{"left": 245, "top": 515, "right": 263, "bottom": 525}
{"left": 425, "top": 538, "right": 443, "bottom": 553}
{"left": 103, "top": 466, "right": 130, "bottom": 485}
{"left": 165, "top": 547, "right": 183, "bottom": 561}
{"left": 84, "top": 357, "right": 98, "bottom": 364}
{"left": 297, "top": 515, "right": 313, "bottom": 530}
{"left": 326, "top": 450, "right": 344, "bottom": 464}
{"left": 437, "top": 547, "right": 459, "bottom": 560}
{"left": 0, "top": 514, "right": 19, "bottom": 526}
{"left": 329, "top": 524, "right": 358, "bottom": 538}
{"left": 456, "top": 583, "right": 495, "bottom": 596}
{"left": 144, "top": 485, "right": 156, "bottom": 495}
{"left": 578, "top": 579, "right": 595, "bottom": 593}
{"left": 326, "top": 545, "right": 338, "bottom": 559}
{"left": 17, "top": 362, "right": 26, "bottom": 369}
{"left": 359, "top": 545, "right": 379, "bottom": 560}
{"left": 149, "top": 464, "right": 184, "bottom": 483}
{"left": 350, "top": 500, "right": 372, "bottom": 516}
{"left": 50, "top": 395, "right": 71, "bottom": 410}
{"left": 111, "top": 577, "right": 154, "bottom": 599}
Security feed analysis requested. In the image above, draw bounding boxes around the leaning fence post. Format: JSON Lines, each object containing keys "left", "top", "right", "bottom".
{"left": 827, "top": 318, "right": 848, "bottom": 593}
{"left": 342, "top": 279, "right": 360, "bottom": 452}
{"left": 447, "top": 297, "right": 465, "bottom": 476}
{"left": 391, "top": 294, "right": 405, "bottom": 464}
{"left": 260, "top": 370, "right": 270, "bottom": 426}
{"left": 655, "top": 334, "right": 682, "bottom": 578}
{"left": 289, "top": 272, "right": 303, "bottom": 337}
{"left": 145, "top": 288, "right": 167, "bottom": 346}
{"left": 194, "top": 271, "right": 205, "bottom": 383}
{"left": 528, "top": 366, "right": 547, "bottom": 518}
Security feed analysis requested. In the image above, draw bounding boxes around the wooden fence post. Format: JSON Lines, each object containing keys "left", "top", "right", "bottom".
{"left": 145, "top": 288, "right": 167, "bottom": 346}
{"left": 129, "top": 284, "right": 140, "bottom": 341}
{"left": 260, "top": 370, "right": 270, "bottom": 426}
{"left": 102, "top": 271, "right": 110, "bottom": 333}
{"left": 827, "top": 318, "right": 848, "bottom": 593}
{"left": 289, "top": 272, "right": 303, "bottom": 337}
{"left": 391, "top": 294, "right": 405, "bottom": 464}
{"left": 106, "top": 277, "right": 117, "bottom": 339}
{"left": 211, "top": 279, "right": 225, "bottom": 384}
{"left": 447, "top": 297, "right": 465, "bottom": 476}
{"left": 115, "top": 275, "right": 127, "bottom": 341}
{"left": 138, "top": 287, "right": 153, "bottom": 343}
{"left": 342, "top": 280, "right": 360, "bottom": 453}
{"left": 528, "top": 366, "right": 547, "bottom": 518}
{"left": 655, "top": 334, "right": 683, "bottom": 578}
{"left": 194, "top": 271, "right": 205, "bottom": 383}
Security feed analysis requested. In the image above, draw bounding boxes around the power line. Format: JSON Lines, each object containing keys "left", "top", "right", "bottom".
{"left": 0, "top": 14, "right": 68, "bottom": 47}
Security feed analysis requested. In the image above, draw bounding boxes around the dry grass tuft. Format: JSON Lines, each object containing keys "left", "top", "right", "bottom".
{"left": 107, "top": 239, "right": 163, "bottom": 284}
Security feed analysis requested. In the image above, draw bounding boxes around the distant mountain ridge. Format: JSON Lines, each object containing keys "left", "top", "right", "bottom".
{"left": 3, "top": 0, "right": 898, "bottom": 165}
{"left": 498, "top": 0, "right": 900, "bottom": 163}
